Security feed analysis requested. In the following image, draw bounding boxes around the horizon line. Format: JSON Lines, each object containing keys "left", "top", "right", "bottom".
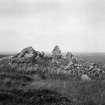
{"left": 0, "top": 51, "right": 105, "bottom": 55}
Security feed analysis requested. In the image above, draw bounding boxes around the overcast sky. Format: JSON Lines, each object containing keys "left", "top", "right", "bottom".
{"left": 0, "top": 0, "right": 105, "bottom": 53}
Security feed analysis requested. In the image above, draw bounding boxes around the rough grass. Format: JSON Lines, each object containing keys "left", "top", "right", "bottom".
{"left": 0, "top": 54, "right": 105, "bottom": 105}
{"left": 28, "top": 79, "right": 105, "bottom": 105}
{"left": 0, "top": 78, "right": 105, "bottom": 105}
{"left": 0, "top": 64, "right": 105, "bottom": 105}
{"left": 0, "top": 89, "right": 72, "bottom": 105}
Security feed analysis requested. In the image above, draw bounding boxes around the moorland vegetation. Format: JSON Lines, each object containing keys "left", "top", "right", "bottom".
{"left": 0, "top": 45, "right": 105, "bottom": 105}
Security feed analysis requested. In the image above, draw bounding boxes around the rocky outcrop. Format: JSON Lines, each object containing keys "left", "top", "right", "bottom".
{"left": 65, "top": 52, "right": 73, "bottom": 61}
{"left": 0, "top": 46, "right": 104, "bottom": 80}
{"left": 52, "top": 45, "right": 62, "bottom": 59}
{"left": 10, "top": 47, "right": 43, "bottom": 64}
{"left": 14, "top": 47, "right": 38, "bottom": 58}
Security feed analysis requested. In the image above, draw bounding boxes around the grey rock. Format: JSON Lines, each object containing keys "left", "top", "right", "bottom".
{"left": 11, "top": 47, "right": 42, "bottom": 64}
{"left": 81, "top": 74, "right": 91, "bottom": 81}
